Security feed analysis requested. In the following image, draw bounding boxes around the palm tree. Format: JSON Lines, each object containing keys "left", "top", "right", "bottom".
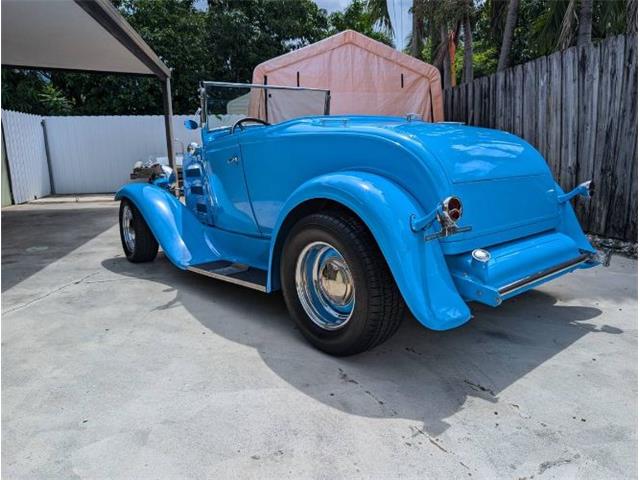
{"left": 405, "top": 0, "right": 470, "bottom": 88}
{"left": 409, "top": 0, "right": 425, "bottom": 57}
{"left": 440, "top": 25, "right": 452, "bottom": 87}
{"left": 531, "top": 0, "right": 575, "bottom": 53}
{"left": 556, "top": 0, "right": 577, "bottom": 50}
{"left": 366, "top": 0, "right": 394, "bottom": 35}
{"left": 390, "top": 0, "right": 473, "bottom": 86}
{"left": 577, "top": 0, "right": 593, "bottom": 46}
{"left": 462, "top": 0, "right": 474, "bottom": 83}
{"left": 497, "top": 0, "right": 519, "bottom": 71}
{"left": 628, "top": 0, "right": 638, "bottom": 34}
{"left": 533, "top": 0, "right": 627, "bottom": 55}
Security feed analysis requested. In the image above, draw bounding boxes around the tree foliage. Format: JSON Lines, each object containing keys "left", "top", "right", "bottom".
{"left": 420, "top": 0, "right": 630, "bottom": 83}
{"left": 531, "top": 0, "right": 626, "bottom": 56}
{"left": 2, "top": 0, "right": 632, "bottom": 114}
{"left": 207, "top": 0, "right": 330, "bottom": 83}
{"left": 328, "top": 0, "right": 394, "bottom": 46}
{"left": 1, "top": 70, "right": 52, "bottom": 115}
{"left": 366, "top": 0, "right": 394, "bottom": 35}
{"left": 1, "top": 0, "right": 346, "bottom": 115}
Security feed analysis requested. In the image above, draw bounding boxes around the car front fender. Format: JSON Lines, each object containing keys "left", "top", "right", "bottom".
{"left": 115, "top": 183, "right": 218, "bottom": 268}
{"left": 268, "top": 171, "right": 471, "bottom": 330}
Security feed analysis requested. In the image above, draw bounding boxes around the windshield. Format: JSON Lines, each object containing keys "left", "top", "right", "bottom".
{"left": 203, "top": 82, "right": 330, "bottom": 131}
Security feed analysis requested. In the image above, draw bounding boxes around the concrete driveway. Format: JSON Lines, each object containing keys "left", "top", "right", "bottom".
{"left": 1, "top": 201, "right": 637, "bottom": 479}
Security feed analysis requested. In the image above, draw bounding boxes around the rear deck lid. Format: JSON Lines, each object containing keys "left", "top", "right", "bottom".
{"left": 394, "top": 123, "right": 550, "bottom": 183}
{"left": 392, "top": 122, "right": 560, "bottom": 252}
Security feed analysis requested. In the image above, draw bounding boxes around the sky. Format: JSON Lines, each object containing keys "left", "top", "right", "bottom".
{"left": 313, "top": 0, "right": 412, "bottom": 50}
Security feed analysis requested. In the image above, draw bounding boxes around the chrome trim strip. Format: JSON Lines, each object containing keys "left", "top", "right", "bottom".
{"left": 498, "top": 254, "right": 590, "bottom": 296}
{"left": 187, "top": 266, "right": 267, "bottom": 292}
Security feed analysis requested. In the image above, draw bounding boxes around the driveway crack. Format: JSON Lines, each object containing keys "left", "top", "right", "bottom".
{"left": 3, "top": 272, "right": 99, "bottom": 314}
{"left": 410, "top": 425, "right": 448, "bottom": 453}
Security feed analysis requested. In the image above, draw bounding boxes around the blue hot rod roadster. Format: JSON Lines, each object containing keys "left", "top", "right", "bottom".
{"left": 117, "top": 82, "right": 600, "bottom": 356}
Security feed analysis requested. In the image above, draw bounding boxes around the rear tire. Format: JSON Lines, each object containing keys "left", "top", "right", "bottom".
{"left": 281, "top": 211, "right": 404, "bottom": 356}
{"left": 119, "top": 199, "right": 158, "bottom": 263}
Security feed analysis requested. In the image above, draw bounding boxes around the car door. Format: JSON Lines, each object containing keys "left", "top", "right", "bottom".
{"left": 201, "top": 129, "right": 260, "bottom": 235}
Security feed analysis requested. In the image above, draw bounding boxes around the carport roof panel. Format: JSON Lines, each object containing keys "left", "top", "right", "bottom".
{"left": 1, "top": 0, "right": 170, "bottom": 78}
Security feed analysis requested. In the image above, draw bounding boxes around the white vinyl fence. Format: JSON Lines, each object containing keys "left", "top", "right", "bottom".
{"left": 2, "top": 110, "right": 201, "bottom": 199}
{"left": 2, "top": 111, "right": 51, "bottom": 203}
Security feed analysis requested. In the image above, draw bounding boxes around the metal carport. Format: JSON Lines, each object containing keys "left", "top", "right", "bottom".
{"left": 1, "top": 0, "right": 177, "bottom": 194}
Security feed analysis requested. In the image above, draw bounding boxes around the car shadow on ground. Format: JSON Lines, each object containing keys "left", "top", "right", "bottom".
{"left": 102, "top": 253, "right": 610, "bottom": 436}
{"left": 2, "top": 206, "right": 118, "bottom": 292}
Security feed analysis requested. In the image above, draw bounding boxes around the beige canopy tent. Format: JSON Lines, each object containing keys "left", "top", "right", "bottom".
{"left": 251, "top": 30, "right": 443, "bottom": 123}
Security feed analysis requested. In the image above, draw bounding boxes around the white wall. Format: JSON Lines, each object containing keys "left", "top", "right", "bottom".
{"left": 2, "top": 112, "right": 202, "bottom": 199}
{"left": 1, "top": 110, "right": 51, "bottom": 203}
{"left": 44, "top": 114, "right": 201, "bottom": 194}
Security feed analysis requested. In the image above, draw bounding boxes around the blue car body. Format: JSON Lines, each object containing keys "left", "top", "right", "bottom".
{"left": 116, "top": 115, "right": 598, "bottom": 331}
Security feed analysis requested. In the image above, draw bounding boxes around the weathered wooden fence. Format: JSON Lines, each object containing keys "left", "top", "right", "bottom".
{"left": 444, "top": 34, "right": 637, "bottom": 242}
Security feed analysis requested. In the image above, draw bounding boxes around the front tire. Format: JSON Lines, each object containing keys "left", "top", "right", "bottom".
{"left": 119, "top": 199, "right": 158, "bottom": 263}
{"left": 281, "top": 211, "right": 404, "bottom": 356}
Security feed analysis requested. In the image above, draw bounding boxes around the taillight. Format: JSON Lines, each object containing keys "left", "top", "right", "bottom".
{"left": 442, "top": 196, "right": 463, "bottom": 222}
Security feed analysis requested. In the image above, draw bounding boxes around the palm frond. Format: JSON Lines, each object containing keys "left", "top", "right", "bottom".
{"left": 531, "top": 0, "right": 571, "bottom": 55}
{"left": 593, "top": 0, "right": 626, "bottom": 37}
{"left": 366, "top": 0, "right": 394, "bottom": 34}
{"left": 557, "top": 0, "right": 577, "bottom": 50}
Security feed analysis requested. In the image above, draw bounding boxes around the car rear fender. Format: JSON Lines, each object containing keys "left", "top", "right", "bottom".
{"left": 268, "top": 171, "right": 471, "bottom": 330}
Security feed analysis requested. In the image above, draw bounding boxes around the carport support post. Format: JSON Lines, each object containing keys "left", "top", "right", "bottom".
{"left": 161, "top": 76, "right": 178, "bottom": 197}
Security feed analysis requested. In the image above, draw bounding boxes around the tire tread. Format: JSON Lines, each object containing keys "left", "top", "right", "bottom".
{"left": 283, "top": 210, "right": 405, "bottom": 355}
{"left": 119, "top": 199, "right": 159, "bottom": 263}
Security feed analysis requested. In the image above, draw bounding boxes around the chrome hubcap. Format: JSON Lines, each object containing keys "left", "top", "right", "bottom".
{"left": 295, "top": 241, "right": 355, "bottom": 330}
{"left": 122, "top": 205, "right": 136, "bottom": 252}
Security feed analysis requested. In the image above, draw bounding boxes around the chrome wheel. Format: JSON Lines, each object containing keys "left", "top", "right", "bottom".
{"left": 295, "top": 241, "right": 355, "bottom": 330}
{"left": 121, "top": 204, "right": 136, "bottom": 253}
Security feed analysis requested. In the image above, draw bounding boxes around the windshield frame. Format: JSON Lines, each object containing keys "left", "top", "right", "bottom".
{"left": 199, "top": 81, "right": 331, "bottom": 132}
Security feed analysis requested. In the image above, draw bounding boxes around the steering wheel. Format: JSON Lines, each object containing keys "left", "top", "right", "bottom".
{"left": 231, "top": 117, "right": 270, "bottom": 134}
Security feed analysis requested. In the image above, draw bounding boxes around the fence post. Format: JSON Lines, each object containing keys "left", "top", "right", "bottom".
{"left": 1, "top": 123, "right": 15, "bottom": 205}
{"left": 41, "top": 119, "right": 55, "bottom": 195}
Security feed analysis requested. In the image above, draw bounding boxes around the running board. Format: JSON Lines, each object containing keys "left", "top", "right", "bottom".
{"left": 187, "top": 261, "right": 267, "bottom": 292}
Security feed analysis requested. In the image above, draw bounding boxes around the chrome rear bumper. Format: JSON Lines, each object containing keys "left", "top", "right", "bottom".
{"left": 447, "top": 232, "right": 600, "bottom": 307}
{"left": 497, "top": 253, "right": 591, "bottom": 296}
